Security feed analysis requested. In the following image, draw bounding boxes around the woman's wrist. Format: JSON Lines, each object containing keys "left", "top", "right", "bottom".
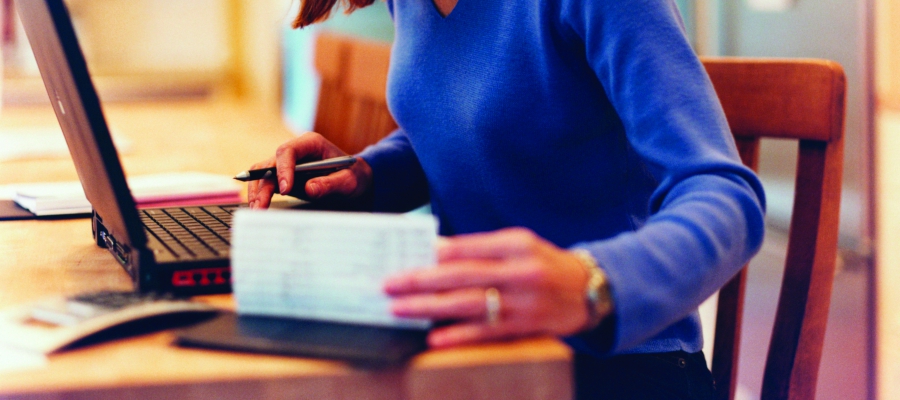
{"left": 570, "top": 249, "right": 614, "bottom": 332}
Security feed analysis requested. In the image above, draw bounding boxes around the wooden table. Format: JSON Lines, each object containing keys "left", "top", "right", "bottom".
{"left": 0, "top": 98, "right": 572, "bottom": 399}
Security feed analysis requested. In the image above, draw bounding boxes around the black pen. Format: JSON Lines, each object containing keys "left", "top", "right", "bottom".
{"left": 233, "top": 156, "right": 357, "bottom": 182}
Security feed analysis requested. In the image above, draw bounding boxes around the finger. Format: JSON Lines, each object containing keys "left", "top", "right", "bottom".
{"left": 304, "top": 169, "right": 358, "bottom": 199}
{"left": 274, "top": 132, "right": 342, "bottom": 195}
{"left": 392, "top": 288, "right": 539, "bottom": 322}
{"left": 384, "top": 261, "right": 512, "bottom": 295}
{"left": 426, "top": 317, "right": 537, "bottom": 348}
{"left": 253, "top": 180, "right": 277, "bottom": 209}
{"left": 390, "top": 288, "right": 487, "bottom": 321}
{"left": 274, "top": 143, "right": 299, "bottom": 196}
{"left": 247, "top": 180, "right": 257, "bottom": 206}
{"left": 438, "top": 228, "right": 547, "bottom": 262}
{"left": 247, "top": 159, "right": 275, "bottom": 207}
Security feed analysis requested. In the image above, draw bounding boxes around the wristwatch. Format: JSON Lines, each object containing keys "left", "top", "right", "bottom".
{"left": 571, "top": 249, "right": 613, "bottom": 331}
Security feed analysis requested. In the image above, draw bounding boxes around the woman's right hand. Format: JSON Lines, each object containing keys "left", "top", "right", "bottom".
{"left": 247, "top": 132, "right": 373, "bottom": 209}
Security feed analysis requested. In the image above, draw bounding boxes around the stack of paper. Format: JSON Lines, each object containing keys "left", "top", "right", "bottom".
{"left": 13, "top": 172, "right": 242, "bottom": 216}
{"left": 231, "top": 209, "right": 438, "bottom": 329}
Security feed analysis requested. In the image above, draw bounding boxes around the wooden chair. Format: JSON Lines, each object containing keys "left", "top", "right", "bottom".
{"left": 702, "top": 58, "right": 846, "bottom": 400}
{"left": 313, "top": 31, "right": 397, "bottom": 154}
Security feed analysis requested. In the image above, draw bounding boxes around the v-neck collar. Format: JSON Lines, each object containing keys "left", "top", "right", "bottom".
{"left": 430, "top": 0, "right": 462, "bottom": 20}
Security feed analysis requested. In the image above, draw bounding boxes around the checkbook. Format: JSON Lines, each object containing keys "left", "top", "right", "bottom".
{"left": 231, "top": 209, "right": 438, "bottom": 329}
{"left": 176, "top": 209, "right": 438, "bottom": 365}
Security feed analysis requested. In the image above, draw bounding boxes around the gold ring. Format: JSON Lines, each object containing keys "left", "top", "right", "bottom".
{"left": 485, "top": 287, "right": 501, "bottom": 326}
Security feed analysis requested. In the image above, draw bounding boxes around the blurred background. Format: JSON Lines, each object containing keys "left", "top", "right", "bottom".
{"left": 1, "top": 0, "right": 897, "bottom": 398}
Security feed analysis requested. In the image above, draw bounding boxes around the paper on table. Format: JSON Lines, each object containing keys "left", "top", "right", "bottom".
{"left": 0, "top": 184, "right": 18, "bottom": 200}
{"left": 13, "top": 172, "right": 242, "bottom": 216}
{"left": 0, "top": 346, "right": 47, "bottom": 373}
{"left": 231, "top": 209, "right": 438, "bottom": 330}
{"left": 0, "top": 305, "right": 49, "bottom": 372}
{"left": 0, "top": 126, "right": 132, "bottom": 162}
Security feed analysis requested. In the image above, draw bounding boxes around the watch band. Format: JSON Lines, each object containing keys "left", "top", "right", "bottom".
{"left": 571, "top": 249, "right": 613, "bottom": 331}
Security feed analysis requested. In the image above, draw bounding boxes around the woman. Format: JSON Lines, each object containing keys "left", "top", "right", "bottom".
{"left": 248, "top": 0, "right": 766, "bottom": 398}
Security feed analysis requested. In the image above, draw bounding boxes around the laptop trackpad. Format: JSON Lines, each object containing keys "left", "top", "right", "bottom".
{"left": 174, "top": 312, "right": 429, "bottom": 366}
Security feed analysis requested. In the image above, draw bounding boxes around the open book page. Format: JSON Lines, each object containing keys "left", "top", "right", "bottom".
{"left": 231, "top": 210, "right": 438, "bottom": 330}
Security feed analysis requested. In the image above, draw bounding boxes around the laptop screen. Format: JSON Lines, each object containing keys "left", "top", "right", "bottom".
{"left": 17, "top": 0, "right": 147, "bottom": 248}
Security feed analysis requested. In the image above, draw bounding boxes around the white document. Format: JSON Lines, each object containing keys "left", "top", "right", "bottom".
{"left": 231, "top": 209, "right": 438, "bottom": 330}
{"left": 12, "top": 172, "right": 241, "bottom": 216}
{"left": 0, "top": 346, "right": 46, "bottom": 374}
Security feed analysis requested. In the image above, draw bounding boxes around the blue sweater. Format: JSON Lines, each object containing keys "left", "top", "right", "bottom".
{"left": 358, "top": 0, "right": 766, "bottom": 356}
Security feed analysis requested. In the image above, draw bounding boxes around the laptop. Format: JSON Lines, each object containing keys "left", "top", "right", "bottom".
{"left": 16, "top": 0, "right": 239, "bottom": 295}
{"left": 17, "top": 0, "right": 430, "bottom": 364}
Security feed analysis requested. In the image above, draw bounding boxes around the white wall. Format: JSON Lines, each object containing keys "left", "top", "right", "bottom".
{"left": 63, "top": 0, "right": 232, "bottom": 75}
{"left": 6, "top": 0, "right": 293, "bottom": 108}
{"left": 875, "top": 0, "right": 900, "bottom": 398}
{"left": 718, "top": 0, "right": 872, "bottom": 255}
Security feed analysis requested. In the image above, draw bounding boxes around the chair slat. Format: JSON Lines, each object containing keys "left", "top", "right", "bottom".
{"left": 763, "top": 137, "right": 844, "bottom": 399}
{"left": 313, "top": 32, "right": 396, "bottom": 154}
{"left": 712, "top": 267, "right": 748, "bottom": 400}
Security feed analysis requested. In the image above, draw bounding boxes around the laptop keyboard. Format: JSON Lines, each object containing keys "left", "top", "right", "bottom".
{"left": 140, "top": 205, "right": 238, "bottom": 259}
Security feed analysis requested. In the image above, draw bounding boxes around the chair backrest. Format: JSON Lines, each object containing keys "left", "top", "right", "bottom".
{"left": 702, "top": 58, "right": 846, "bottom": 400}
{"left": 313, "top": 31, "right": 397, "bottom": 154}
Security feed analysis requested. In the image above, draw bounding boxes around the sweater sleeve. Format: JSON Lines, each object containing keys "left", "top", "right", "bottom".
{"left": 560, "top": 0, "right": 766, "bottom": 353}
{"left": 356, "top": 128, "right": 431, "bottom": 212}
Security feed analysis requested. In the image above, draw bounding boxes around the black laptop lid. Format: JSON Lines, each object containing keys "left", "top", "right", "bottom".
{"left": 17, "top": 0, "right": 147, "bottom": 247}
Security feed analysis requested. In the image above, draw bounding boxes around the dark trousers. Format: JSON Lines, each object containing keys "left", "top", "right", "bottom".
{"left": 575, "top": 351, "right": 716, "bottom": 400}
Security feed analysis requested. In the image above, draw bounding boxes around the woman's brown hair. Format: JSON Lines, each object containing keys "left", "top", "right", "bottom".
{"left": 292, "top": 0, "right": 377, "bottom": 29}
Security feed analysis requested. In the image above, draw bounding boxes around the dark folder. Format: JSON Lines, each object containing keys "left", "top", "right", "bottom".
{"left": 175, "top": 312, "right": 429, "bottom": 366}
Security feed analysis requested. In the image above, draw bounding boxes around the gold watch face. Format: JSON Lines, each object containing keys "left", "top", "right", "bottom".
{"left": 571, "top": 249, "right": 611, "bottom": 327}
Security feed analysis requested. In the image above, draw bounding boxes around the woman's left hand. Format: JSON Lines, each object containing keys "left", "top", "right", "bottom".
{"left": 384, "top": 227, "right": 595, "bottom": 348}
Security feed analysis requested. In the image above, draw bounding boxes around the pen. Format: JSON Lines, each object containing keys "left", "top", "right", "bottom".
{"left": 233, "top": 156, "right": 357, "bottom": 182}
